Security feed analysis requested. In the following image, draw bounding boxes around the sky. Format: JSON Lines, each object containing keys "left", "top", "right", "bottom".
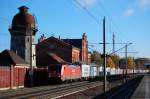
{"left": 0, "top": 0, "right": 150, "bottom": 58}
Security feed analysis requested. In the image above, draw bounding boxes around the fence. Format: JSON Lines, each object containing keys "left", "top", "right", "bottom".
{"left": 0, "top": 66, "right": 49, "bottom": 90}
{"left": 0, "top": 66, "right": 28, "bottom": 90}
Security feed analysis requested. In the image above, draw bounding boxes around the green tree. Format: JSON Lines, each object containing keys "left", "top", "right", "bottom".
{"left": 91, "top": 51, "right": 102, "bottom": 65}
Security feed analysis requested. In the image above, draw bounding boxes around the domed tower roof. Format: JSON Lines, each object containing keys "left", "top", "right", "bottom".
{"left": 9, "top": 6, "right": 38, "bottom": 36}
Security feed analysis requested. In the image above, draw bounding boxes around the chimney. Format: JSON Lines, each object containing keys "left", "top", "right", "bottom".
{"left": 38, "top": 34, "right": 46, "bottom": 43}
{"left": 82, "top": 33, "right": 87, "bottom": 40}
{"left": 58, "top": 36, "right": 61, "bottom": 40}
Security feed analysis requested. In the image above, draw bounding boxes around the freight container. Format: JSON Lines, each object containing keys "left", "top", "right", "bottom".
{"left": 81, "top": 64, "right": 90, "bottom": 79}
{"left": 90, "top": 66, "right": 97, "bottom": 78}
{"left": 98, "top": 66, "right": 103, "bottom": 77}
{"left": 110, "top": 68, "right": 116, "bottom": 75}
{"left": 106, "top": 67, "right": 111, "bottom": 76}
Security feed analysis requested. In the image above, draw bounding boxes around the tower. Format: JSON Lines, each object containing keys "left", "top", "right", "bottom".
{"left": 82, "top": 33, "right": 88, "bottom": 64}
{"left": 9, "top": 6, "right": 38, "bottom": 67}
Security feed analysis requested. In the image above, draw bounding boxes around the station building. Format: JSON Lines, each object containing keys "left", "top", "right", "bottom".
{"left": 36, "top": 33, "right": 91, "bottom": 67}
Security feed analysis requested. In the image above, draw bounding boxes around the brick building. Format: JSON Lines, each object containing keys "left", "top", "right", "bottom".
{"left": 63, "top": 33, "right": 88, "bottom": 63}
{"left": 0, "top": 50, "right": 28, "bottom": 90}
{"left": 36, "top": 36, "right": 80, "bottom": 67}
{"left": 36, "top": 33, "right": 90, "bottom": 67}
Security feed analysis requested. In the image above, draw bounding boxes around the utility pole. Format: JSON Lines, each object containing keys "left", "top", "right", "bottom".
{"left": 124, "top": 43, "right": 134, "bottom": 82}
{"left": 103, "top": 16, "right": 107, "bottom": 93}
{"left": 113, "top": 32, "right": 115, "bottom": 54}
{"left": 133, "top": 57, "right": 135, "bottom": 78}
{"left": 125, "top": 44, "right": 128, "bottom": 82}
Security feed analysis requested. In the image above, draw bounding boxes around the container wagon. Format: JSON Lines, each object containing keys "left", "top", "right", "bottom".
{"left": 81, "top": 64, "right": 90, "bottom": 80}
{"left": 90, "top": 65, "right": 97, "bottom": 79}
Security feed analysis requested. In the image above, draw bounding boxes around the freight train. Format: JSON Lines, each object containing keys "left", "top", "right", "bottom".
{"left": 48, "top": 64, "right": 81, "bottom": 82}
{"left": 48, "top": 64, "right": 148, "bottom": 82}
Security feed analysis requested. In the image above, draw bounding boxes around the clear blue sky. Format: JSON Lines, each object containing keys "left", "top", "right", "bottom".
{"left": 0, "top": 0, "right": 150, "bottom": 58}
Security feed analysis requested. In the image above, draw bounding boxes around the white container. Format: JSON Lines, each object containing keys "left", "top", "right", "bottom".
{"left": 81, "top": 64, "right": 90, "bottom": 78}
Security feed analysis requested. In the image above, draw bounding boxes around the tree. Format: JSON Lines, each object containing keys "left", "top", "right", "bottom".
{"left": 127, "top": 57, "right": 135, "bottom": 69}
{"left": 107, "top": 57, "right": 115, "bottom": 68}
{"left": 119, "top": 57, "right": 135, "bottom": 69}
{"left": 91, "top": 51, "right": 102, "bottom": 65}
{"left": 111, "top": 54, "right": 120, "bottom": 68}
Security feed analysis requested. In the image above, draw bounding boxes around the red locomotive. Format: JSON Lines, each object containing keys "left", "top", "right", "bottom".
{"left": 48, "top": 64, "right": 81, "bottom": 82}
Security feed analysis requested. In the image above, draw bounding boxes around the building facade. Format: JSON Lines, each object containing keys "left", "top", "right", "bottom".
{"left": 36, "top": 33, "right": 90, "bottom": 67}
{"left": 0, "top": 50, "right": 28, "bottom": 90}
{"left": 9, "top": 6, "right": 38, "bottom": 67}
{"left": 63, "top": 33, "right": 88, "bottom": 64}
{"left": 36, "top": 36, "right": 80, "bottom": 67}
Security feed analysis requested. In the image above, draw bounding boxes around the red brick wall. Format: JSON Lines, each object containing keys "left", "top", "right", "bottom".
{"left": 72, "top": 48, "right": 80, "bottom": 63}
{"left": 37, "top": 35, "right": 89, "bottom": 65}
{"left": 0, "top": 67, "right": 10, "bottom": 89}
{"left": 36, "top": 37, "right": 72, "bottom": 66}
{"left": 0, "top": 66, "right": 28, "bottom": 90}
{"left": 88, "top": 53, "right": 91, "bottom": 64}
{"left": 13, "top": 67, "right": 27, "bottom": 88}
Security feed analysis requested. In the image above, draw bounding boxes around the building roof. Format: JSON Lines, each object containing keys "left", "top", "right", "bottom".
{"left": 9, "top": 6, "right": 37, "bottom": 36}
{"left": 37, "top": 36, "right": 80, "bottom": 50}
{"left": 47, "top": 52, "right": 66, "bottom": 63}
{"left": 0, "top": 50, "right": 28, "bottom": 66}
{"left": 63, "top": 39, "right": 82, "bottom": 49}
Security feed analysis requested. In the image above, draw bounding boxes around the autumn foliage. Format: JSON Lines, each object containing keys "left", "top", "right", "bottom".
{"left": 107, "top": 57, "right": 115, "bottom": 68}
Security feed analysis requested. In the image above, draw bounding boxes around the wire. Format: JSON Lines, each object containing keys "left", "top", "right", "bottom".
{"left": 88, "top": 42, "right": 100, "bottom": 44}
{"left": 97, "top": 0, "right": 126, "bottom": 39}
{"left": 72, "top": 0, "right": 99, "bottom": 24}
{"left": 97, "top": 0, "right": 110, "bottom": 18}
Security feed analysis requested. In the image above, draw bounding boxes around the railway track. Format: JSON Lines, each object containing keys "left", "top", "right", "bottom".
{"left": 19, "top": 81, "right": 102, "bottom": 99}
{"left": 0, "top": 81, "right": 103, "bottom": 99}
{"left": 0, "top": 75, "right": 138, "bottom": 99}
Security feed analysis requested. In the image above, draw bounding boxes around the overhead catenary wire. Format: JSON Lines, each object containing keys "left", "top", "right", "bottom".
{"left": 1, "top": 2, "right": 133, "bottom": 55}
{"left": 0, "top": 1, "right": 121, "bottom": 39}
{"left": 0, "top": 12, "right": 64, "bottom": 39}
{"left": 97, "top": 0, "right": 129, "bottom": 44}
{"left": 97, "top": 0, "right": 129, "bottom": 56}
{"left": 0, "top": 2, "right": 100, "bottom": 38}
{"left": 109, "top": 43, "right": 132, "bottom": 56}
{"left": 97, "top": 0, "right": 118, "bottom": 34}
{"left": 0, "top": 22, "right": 46, "bottom": 37}
{"left": 72, "top": 0, "right": 99, "bottom": 24}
